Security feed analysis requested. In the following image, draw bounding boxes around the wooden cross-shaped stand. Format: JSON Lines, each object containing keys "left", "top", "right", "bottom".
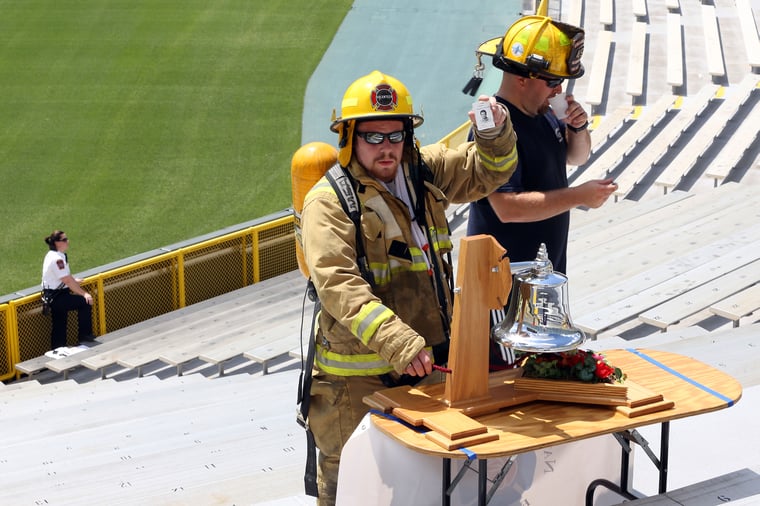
{"left": 443, "top": 234, "right": 512, "bottom": 409}
{"left": 364, "top": 234, "right": 671, "bottom": 451}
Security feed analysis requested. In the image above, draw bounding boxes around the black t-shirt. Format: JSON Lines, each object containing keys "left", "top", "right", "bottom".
{"left": 467, "top": 96, "right": 570, "bottom": 273}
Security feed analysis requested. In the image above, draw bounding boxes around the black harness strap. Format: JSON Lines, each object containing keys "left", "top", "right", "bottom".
{"left": 325, "top": 165, "right": 374, "bottom": 287}
{"left": 410, "top": 151, "right": 453, "bottom": 342}
{"left": 296, "top": 164, "right": 373, "bottom": 498}
{"left": 296, "top": 282, "right": 320, "bottom": 497}
{"left": 296, "top": 158, "right": 455, "bottom": 496}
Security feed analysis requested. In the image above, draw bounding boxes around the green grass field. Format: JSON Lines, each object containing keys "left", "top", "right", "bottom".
{"left": 0, "top": 0, "right": 351, "bottom": 295}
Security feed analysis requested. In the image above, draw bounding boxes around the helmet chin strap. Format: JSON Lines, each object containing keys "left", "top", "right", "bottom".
{"left": 404, "top": 120, "right": 425, "bottom": 223}
{"left": 337, "top": 120, "right": 355, "bottom": 167}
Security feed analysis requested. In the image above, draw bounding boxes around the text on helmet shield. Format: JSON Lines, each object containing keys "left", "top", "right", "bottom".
{"left": 567, "top": 32, "right": 584, "bottom": 76}
{"left": 371, "top": 84, "right": 398, "bottom": 111}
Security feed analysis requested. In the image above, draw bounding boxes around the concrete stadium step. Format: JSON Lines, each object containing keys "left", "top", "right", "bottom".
{"left": 568, "top": 189, "right": 694, "bottom": 252}
{"left": 20, "top": 271, "right": 306, "bottom": 380}
{"left": 78, "top": 273, "right": 307, "bottom": 377}
{"left": 0, "top": 375, "right": 183, "bottom": 422}
{"left": 197, "top": 309, "right": 305, "bottom": 376}
{"left": 613, "top": 467, "right": 760, "bottom": 505}
{"left": 629, "top": 385, "right": 760, "bottom": 499}
{"left": 568, "top": 184, "right": 760, "bottom": 300}
{"left": 0, "top": 379, "right": 80, "bottom": 406}
{"left": 643, "top": 323, "right": 760, "bottom": 388}
{"left": 0, "top": 369, "right": 303, "bottom": 505}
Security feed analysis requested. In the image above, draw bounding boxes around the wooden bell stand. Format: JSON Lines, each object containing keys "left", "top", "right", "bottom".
{"left": 439, "top": 236, "right": 671, "bottom": 419}
{"left": 443, "top": 234, "right": 512, "bottom": 410}
{"left": 365, "top": 235, "right": 675, "bottom": 451}
{"left": 364, "top": 234, "right": 525, "bottom": 450}
{"left": 365, "top": 234, "right": 673, "bottom": 450}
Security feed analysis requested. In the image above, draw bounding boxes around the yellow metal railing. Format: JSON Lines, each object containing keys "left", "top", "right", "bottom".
{"left": 438, "top": 120, "right": 472, "bottom": 148}
{"left": 1, "top": 125, "right": 474, "bottom": 382}
{"left": 0, "top": 213, "right": 297, "bottom": 381}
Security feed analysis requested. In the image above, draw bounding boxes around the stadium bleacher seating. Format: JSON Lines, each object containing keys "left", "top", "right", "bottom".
{"left": 573, "top": 94, "right": 676, "bottom": 189}
{"left": 666, "top": 11, "right": 683, "bottom": 87}
{"left": 737, "top": 0, "right": 760, "bottom": 69}
{"left": 5, "top": 0, "right": 760, "bottom": 503}
{"left": 701, "top": 3, "right": 726, "bottom": 77}
{"left": 588, "top": 104, "right": 634, "bottom": 153}
{"left": 600, "top": 0, "right": 614, "bottom": 26}
{"left": 656, "top": 74, "right": 759, "bottom": 192}
{"left": 704, "top": 96, "right": 760, "bottom": 186}
{"left": 609, "top": 84, "right": 718, "bottom": 199}
{"left": 626, "top": 21, "right": 648, "bottom": 97}
{"left": 586, "top": 30, "right": 614, "bottom": 107}
{"left": 16, "top": 270, "right": 309, "bottom": 380}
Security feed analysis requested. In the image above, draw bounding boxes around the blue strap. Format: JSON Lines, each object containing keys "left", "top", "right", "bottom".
{"left": 369, "top": 409, "right": 477, "bottom": 460}
{"left": 625, "top": 349, "right": 735, "bottom": 406}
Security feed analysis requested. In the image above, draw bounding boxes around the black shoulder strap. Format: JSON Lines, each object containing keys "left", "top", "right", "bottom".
{"left": 324, "top": 164, "right": 374, "bottom": 287}
{"left": 411, "top": 153, "right": 453, "bottom": 342}
{"left": 296, "top": 164, "right": 373, "bottom": 498}
{"left": 325, "top": 164, "right": 360, "bottom": 220}
{"left": 296, "top": 281, "right": 320, "bottom": 497}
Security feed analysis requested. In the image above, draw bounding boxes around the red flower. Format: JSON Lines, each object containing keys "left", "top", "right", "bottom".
{"left": 520, "top": 349, "right": 626, "bottom": 383}
{"left": 595, "top": 360, "right": 615, "bottom": 379}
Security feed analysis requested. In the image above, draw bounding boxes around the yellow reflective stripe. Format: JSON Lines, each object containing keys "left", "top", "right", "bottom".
{"left": 305, "top": 177, "right": 336, "bottom": 199}
{"left": 407, "top": 246, "right": 432, "bottom": 271}
{"left": 432, "top": 225, "right": 449, "bottom": 235}
{"left": 433, "top": 237, "right": 453, "bottom": 251}
{"left": 314, "top": 345, "right": 438, "bottom": 376}
{"left": 477, "top": 144, "right": 518, "bottom": 172}
{"left": 428, "top": 225, "right": 453, "bottom": 252}
{"left": 352, "top": 301, "right": 394, "bottom": 345}
{"left": 315, "top": 344, "right": 394, "bottom": 376}
{"left": 370, "top": 263, "right": 392, "bottom": 286}
{"left": 369, "top": 255, "right": 433, "bottom": 286}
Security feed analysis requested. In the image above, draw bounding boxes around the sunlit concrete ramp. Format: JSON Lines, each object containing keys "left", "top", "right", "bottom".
{"left": 301, "top": 0, "right": 527, "bottom": 147}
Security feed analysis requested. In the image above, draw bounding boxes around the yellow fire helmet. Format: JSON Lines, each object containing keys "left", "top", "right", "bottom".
{"left": 478, "top": 15, "right": 585, "bottom": 80}
{"left": 330, "top": 70, "right": 423, "bottom": 167}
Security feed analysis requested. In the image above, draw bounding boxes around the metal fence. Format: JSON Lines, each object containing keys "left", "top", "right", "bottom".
{"left": 0, "top": 125, "right": 470, "bottom": 382}
{"left": 0, "top": 212, "right": 297, "bottom": 382}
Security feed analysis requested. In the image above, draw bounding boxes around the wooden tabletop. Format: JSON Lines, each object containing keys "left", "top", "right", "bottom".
{"left": 370, "top": 348, "right": 743, "bottom": 459}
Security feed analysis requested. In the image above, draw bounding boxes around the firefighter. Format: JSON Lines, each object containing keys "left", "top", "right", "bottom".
{"left": 467, "top": 5, "right": 617, "bottom": 277}
{"left": 299, "top": 70, "right": 518, "bottom": 504}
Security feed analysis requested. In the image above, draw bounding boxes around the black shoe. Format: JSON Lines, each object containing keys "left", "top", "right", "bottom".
{"left": 79, "top": 334, "right": 96, "bottom": 343}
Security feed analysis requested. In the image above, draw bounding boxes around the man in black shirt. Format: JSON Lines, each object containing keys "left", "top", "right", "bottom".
{"left": 467, "top": 13, "right": 617, "bottom": 275}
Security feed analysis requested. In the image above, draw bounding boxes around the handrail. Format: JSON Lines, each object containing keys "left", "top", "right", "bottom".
{"left": 1, "top": 213, "right": 298, "bottom": 381}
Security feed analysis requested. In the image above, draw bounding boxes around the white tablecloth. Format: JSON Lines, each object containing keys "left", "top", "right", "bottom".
{"left": 337, "top": 412, "right": 629, "bottom": 506}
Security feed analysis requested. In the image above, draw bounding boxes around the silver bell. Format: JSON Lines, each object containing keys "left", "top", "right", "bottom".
{"left": 492, "top": 243, "right": 585, "bottom": 353}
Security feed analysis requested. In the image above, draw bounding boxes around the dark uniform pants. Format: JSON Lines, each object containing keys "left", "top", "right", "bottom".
{"left": 50, "top": 291, "right": 92, "bottom": 349}
{"left": 308, "top": 373, "right": 384, "bottom": 506}
{"left": 308, "top": 370, "right": 446, "bottom": 505}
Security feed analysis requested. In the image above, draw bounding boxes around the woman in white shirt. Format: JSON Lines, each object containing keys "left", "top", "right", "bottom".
{"left": 41, "top": 230, "right": 94, "bottom": 350}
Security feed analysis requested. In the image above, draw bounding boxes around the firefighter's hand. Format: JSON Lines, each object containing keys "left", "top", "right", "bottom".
{"left": 467, "top": 95, "right": 508, "bottom": 128}
{"left": 404, "top": 349, "right": 433, "bottom": 377}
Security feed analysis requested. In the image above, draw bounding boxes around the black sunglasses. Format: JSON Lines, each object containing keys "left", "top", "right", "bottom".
{"left": 56, "top": 237, "right": 69, "bottom": 242}
{"left": 536, "top": 75, "right": 565, "bottom": 88}
{"left": 356, "top": 130, "right": 406, "bottom": 145}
